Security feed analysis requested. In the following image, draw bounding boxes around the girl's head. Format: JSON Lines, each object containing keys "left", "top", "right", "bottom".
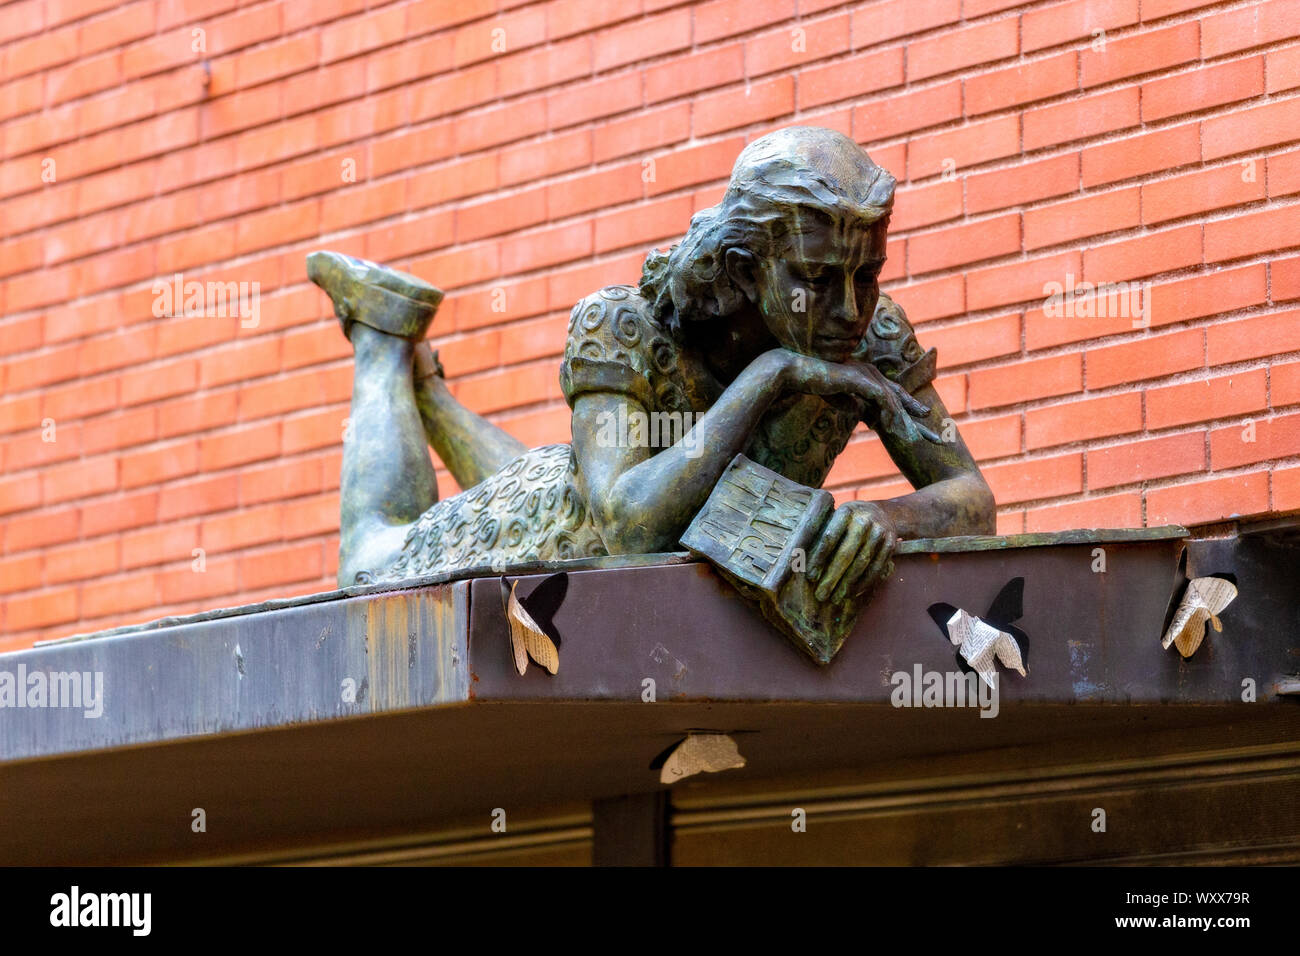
{"left": 640, "top": 126, "right": 896, "bottom": 360}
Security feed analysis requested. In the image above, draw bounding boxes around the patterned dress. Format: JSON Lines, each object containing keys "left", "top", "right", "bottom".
{"left": 366, "top": 285, "right": 936, "bottom": 583}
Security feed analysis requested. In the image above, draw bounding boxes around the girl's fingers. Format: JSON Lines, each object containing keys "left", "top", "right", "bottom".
{"left": 815, "top": 514, "right": 867, "bottom": 602}
{"left": 857, "top": 529, "right": 898, "bottom": 597}
{"left": 832, "top": 524, "right": 885, "bottom": 604}
{"left": 806, "top": 506, "right": 849, "bottom": 581}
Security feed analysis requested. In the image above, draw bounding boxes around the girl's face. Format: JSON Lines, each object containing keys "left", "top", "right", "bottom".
{"left": 755, "top": 216, "right": 888, "bottom": 361}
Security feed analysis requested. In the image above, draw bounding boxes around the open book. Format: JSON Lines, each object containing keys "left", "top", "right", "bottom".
{"left": 679, "top": 454, "right": 864, "bottom": 664}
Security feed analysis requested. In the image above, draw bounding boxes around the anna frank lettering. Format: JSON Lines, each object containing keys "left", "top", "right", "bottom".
{"left": 306, "top": 126, "right": 995, "bottom": 657}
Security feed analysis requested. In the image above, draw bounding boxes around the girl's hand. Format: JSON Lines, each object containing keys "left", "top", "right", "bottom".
{"left": 805, "top": 500, "right": 898, "bottom": 604}
{"left": 771, "top": 350, "right": 943, "bottom": 446}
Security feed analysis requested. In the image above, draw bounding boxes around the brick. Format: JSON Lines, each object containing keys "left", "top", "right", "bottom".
{"left": 240, "top": 457, "right": 324, "bottom": 505}
{"left": 498, "top": 36, "right": 591, "bottom": 99}
{"left": 548, "top": 165, "right": 642, "bottom": 221}
{"left": 910, "top": 18, "right": 1019, "bottom": 83}
{"left": 696, "top": 0, "right": 795, "bottom": 44}
{"left": 853, "top": 80, "right": 961, "bottom": 142}
{"left": 965, "top": 51, "right": 1077, "bottom": 117}
{"left": 646, "top": 137, "right": 745, "bottom": 197}
{"left": 157, "top": 391, "right": 240, "bottom": 440}
{"left": 800, "top": 47, "right": 902, "bottom": 109}
{"left": 1084, "top": 224, "right": 1201, "bottom": 284}
{"left": 5, "top": 588, "right": 79, "bottom": 630}
{"left": 1142, "top": 163, "right": 1266, "bottom": 226}
{"left": 547, "top": 74, "right": 639, "bottom": 130}
{"left": 498, "top": 221, "right": 590, "bottom": 275}
{"left": 983, "top": 453, "right": 1084, "bottom": 504}
{"left": 1025, "top": 186, "right": 1140, "bottom": 250}
{"left": 595, "top": 9, "right": 691, "bottom": 72}
{"left": 1267, "top": 43, "right": 1300, "bottom": 94}
{"left": 1275, "top": 462, "right": 1300, "bottom": 512}
{"left": 282, "top": 408, "right": 347, "bottom": 455}
{"left": 883, "top": 274, "right": 965, "bottom": 322}
{"left": 1211, "top": 411, "right": 1300, "bottom": 469}
{"left": 454, "top": 361, "right": 560, "bottom": 415}
{"left": 1148, "top": 264, "right": 1268, "bottom": 326}
{"left": 1089, "top": 431, "right": 1205, "bottom": 489}
{"left": 500, "top": 129, "right": 591, "bottom": 186}
{"left": 42, "top": 457, "right": 118, "bottom": 505}
{"left": 1087, "top": 328, "right": 1204, "bottom": 388}
{"left": 1275, "top": 255, "right": 1300, "bottom": 302}
{"left": 1023, "top": 0, "right": 1139, "bottom": 52}
{"left": 157, "top": 555, "right": 239, "bottom": 604}
{"left": 0, "top": 553, "right": 42, "bottom": 595}
{"left": 1207, "top": 310, "right": 1300, "bottom": 366}
{"left": 456, "top": 187, "right": 548, "bottom": 242}
{"left": 241, "top": 542, "right": 323, "bottom": 588}
{"left": 81, "top": 570, "right": 158, "bottom": 619}
{"left": 540, "top": 0, "right": 637, "bottom": 39}
{"left": 850, "top": 0, "right": 960, "bottom": 46}
{"left": 1081, "top": 20, "right": 1198, "bottom": 87}
{"left": 3, "top": 503, "right": 77, "bottom": 552}
{"left": 969, "top": 353, "right": 1083, "bottom": 409}
{"left": 1269, "top": 149, "right": 1300, "bottom": 198}
{"left": 890, "top": 179, "right": 962, "bottom": 232}
{"left": 593, "top": 104, "right": 690, "bottom": 165}
{"left": 119, "top": 359, "right": 198, "bottom": 407}
{"left": 1146, "top": 471, "right": 1270, "bottom": 526}
{"left": 959, "top": 412, "right": 1023, "bottom": 460}
{"left": 121, "top": 439, "right": 199, "bottom": 488}
{"left": 1081, "top": 122, "right": 1200, "bottom": 188}
{"left": 967, "top": 250, "right": 1082, "bottom": 312}
{"left": 0, "top": 394, "right": 42, "bottom": 436}
{"left": 1204, "top": 205, "right": 1300, "bottom": 264}
{"left": 595, "top": 195, "right": 692, "bottom": 254}
{"left": 1201, "top": 0, "right": 1300, "bottom": 58}
{"left": 1146, "top": 369, "right": 1268, "bottom": 429}
{"left": 202, "top": 503, "right": 284, "bottom": 552}
{"left": 967, "top": 152, "right": 1080, "bottom": 215}
{"left": 910, "top": 114, "right": 1020, "bottom": 180}
{"left": 81, "top": 488, "right": 157, "bottom": 537}
{"left": 200, "top": 422, "right": 281, "bottom": 471}
{"left": 1142, "top": 56, "right": 1265, "bottom": 123}
{"left": 283, "top": 492, "right": 340, "bottom": 539}
{"left": 909, "top": 214, "right": 1020, "bottom": 274}
{"left": 83, "top": 408, "right": 157, "bottom": 455}
{"left": 1026, "top": 392, "right": 1143, "bottom": 449}
{"left": 157, "top": 474, "right": 240, "bottom": 521}
{"left": 996, "top": 510, "right": 1025, "bottom": 535}
{"left": 1203, "top": 97, "right": 1300, "bottom": 162}
{"left": 408, "top": 155, "right": 498, "bottom": 210}
{"left": 45, "top": 538, "right": 118, "bottom": 584}
{"left": 1276, "top": 360, "right": 1300, "bottom": 407}
{"left": 694, "top": 75, "right": 794, "bottom": 136}
{"left": 0, "top": 476, "right": 40, "bottom": 520}
{"left": 1025, "top": 492, "right": 1142, "bottom": 532}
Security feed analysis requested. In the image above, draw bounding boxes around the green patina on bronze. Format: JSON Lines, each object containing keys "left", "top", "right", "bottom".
{"left": 308, "top": 126, "right": 996, "bottom": 660}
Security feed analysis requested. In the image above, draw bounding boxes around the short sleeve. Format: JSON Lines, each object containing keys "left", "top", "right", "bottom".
{"left": 559, "top": 285, "right": 686, "bottom": 413}
{"left": 854, "top": 293, "right": 937, "bottom": 394}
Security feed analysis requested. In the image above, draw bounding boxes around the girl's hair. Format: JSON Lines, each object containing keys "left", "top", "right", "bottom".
{"left": 639, "top": 126, "right": 896, "bottom": 339}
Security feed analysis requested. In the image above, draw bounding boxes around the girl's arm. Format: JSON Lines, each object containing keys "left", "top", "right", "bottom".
{"left": 571, "top": 350, "right": 938, "bottom": 553}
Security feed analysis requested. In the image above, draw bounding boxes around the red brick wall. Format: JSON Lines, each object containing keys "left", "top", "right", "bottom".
{"left": 3, "top": 0, "right": 1300, "bottom": 649}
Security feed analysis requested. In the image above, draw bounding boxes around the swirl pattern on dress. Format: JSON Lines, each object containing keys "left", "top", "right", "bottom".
{"left": 367, "top": 443, "right": 607, "bottom": 584}
{"left": 559, "top": 285, "right": 692, "bottom": 416}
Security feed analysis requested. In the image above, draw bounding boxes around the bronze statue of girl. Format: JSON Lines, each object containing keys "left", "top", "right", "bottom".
{"left": 308, "top": 126, "right": 994, "bottom": 614}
